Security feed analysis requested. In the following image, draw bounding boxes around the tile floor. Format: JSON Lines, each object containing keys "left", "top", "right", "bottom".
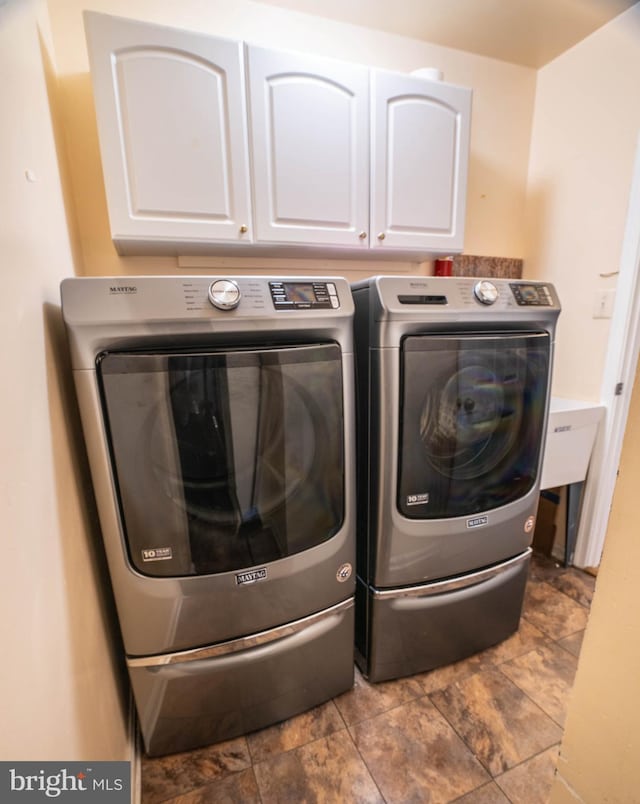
{"left": 140, "top": 554, "right": 595, "bottom": 803}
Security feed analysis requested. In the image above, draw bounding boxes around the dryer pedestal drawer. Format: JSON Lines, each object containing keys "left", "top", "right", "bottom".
{"left": 129, "top": 598, "right": 354, "bottom": 756}
{"left": 359, "top": 552, "right": 530, "bottom": 683}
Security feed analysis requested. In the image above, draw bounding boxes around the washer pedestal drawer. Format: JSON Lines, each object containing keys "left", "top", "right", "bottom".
{"left": 358, "top": 551, "right": 530, "bottom": 683}
{"left": 129, "top": 598, "right": 354, "bottom": 756}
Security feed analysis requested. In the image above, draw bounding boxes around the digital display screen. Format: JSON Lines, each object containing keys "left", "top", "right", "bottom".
{"left": 283, "top": 283, "right": 316, "bottom": 303}
{"left": 510, "top": 282, "right": 552, "bottom": 306}
{"left": 518, "top": 285, "right": 540, "bottom": 301}
{"left": 269, "top": 280, "right": 334, "bottom": 309}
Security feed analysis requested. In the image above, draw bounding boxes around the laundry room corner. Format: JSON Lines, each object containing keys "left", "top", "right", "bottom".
{"left": 0, "top": 0, "right": 132, "bottom": 765}
{"left": 7, "top": 0, "right": 640, "bottom": 797}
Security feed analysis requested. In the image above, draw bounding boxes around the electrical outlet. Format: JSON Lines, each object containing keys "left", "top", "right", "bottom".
{"left": 593, "top": 289, "right": 616, "bottom": 319}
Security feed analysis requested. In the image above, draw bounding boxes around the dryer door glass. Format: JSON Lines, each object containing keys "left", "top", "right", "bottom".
{"left": 398, "top": 332, "right": 550, "bottom": 518}
{"left": 98, "top": 343, "right": 344, "bottom": 576}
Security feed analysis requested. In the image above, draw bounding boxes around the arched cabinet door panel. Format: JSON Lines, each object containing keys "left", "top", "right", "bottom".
{"left": 371, "top": 69, "right": 471, "bottom": 253}
{"left": 85, "top": 11, "right": 252, "bottom": 252}
{"left": 247, "top": 45, "right": 370, "bottom": 249}
{"left": 85, "top": 12, "right": 472, "bottom": 258}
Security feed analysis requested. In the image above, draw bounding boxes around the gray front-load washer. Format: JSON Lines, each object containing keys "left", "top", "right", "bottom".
{"left": 61, "top": 275, "right": 356, "bottom": 755}
{"left": 352, "top": 275, "right": 560, "bottom": 682}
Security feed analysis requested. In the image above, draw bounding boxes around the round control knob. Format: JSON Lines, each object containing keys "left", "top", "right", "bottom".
{"left": 473, "top": 280, "right": 499, "bottom": 305}
{"left": 208, "top": 279, "right": 241, "bottom": 311}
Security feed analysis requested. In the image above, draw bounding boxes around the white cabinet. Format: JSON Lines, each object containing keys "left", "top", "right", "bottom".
{"left": 85, "top": 13, "right": 472, "bottom": 258}
{"left": 84, "top": 12, "right": 252, "bottom": 253}
{"left": 371, "top": 69, "right": 471, "bottom": 253}
{"left": 247, "top": 46, "right": 370, "bottom": 249}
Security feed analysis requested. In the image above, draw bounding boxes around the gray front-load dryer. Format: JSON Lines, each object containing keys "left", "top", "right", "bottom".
{"left": 61, "top": 275, "right": 356, "bottom": 755}
{"left": 352, "top": 276, "right": 560, "bottom": 682}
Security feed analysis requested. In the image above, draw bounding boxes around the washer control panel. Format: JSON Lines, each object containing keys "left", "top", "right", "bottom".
{"left": 473, "top": 280, "right": 499, "bottom": 305}
{"left": 269, "top": 281, "right": 340, "bottom": 310}
{"left": 510, "top": 283, "right": 554, "bottom": 306}
{"left": 208, "top": 279, "right": 241, "bottom": 310}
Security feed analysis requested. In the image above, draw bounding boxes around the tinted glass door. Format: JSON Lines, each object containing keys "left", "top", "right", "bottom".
{"left": 398, "top": 332, "right": 550, "bottom": 519}
{"left": 98, "top": 343, "right": 344, "bottom": 577}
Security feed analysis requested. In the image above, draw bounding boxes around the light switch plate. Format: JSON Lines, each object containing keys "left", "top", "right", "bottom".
{"left": 593, "top": 289, "right": 616, "bottom": 319}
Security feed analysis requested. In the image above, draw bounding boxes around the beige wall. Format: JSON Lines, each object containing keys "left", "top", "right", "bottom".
{"left": 525, "top": 12, "right": 640, "bottom": 791}
{"left": 0, "top": 0, "right": 129, "bottom": 760}
{"left": 550, "top": 350, "right": 640, "bottom": 802}
{"left": 47, "top": 0, "right": 537, "bottom": 279}
{"left": 525, "top": 5, "right": 640, "bottom": 401}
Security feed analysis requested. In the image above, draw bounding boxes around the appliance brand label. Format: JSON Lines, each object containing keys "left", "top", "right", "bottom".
{"left": 141, "top": 547, "right": 173, "bottom": 562}
{"left": 109, "top": 285, "right": 138, "bottom": 294}
{"left": 336, "top": 563, "right": 352, "bottom": 582}
{"left": 236, "top": 567, "right": 267, "bottom": 585}
{"left": 554, "top": 425, "right": 572, "bottom": 433}
{"left": 407, "top": 492, "right": 429, "bottom": 506}
{"left": 467, "top": 516, "right": 489, "bottom": 529}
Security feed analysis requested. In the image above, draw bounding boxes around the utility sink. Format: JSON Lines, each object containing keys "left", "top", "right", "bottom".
{"left": 539, "top": 398, "right": 605, "bottom": 566}
{"left": 540, "top": 398, "right": 605, "bottom": 490}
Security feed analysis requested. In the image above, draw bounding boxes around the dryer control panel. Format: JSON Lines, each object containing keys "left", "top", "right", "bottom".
{"left": 510, "top": 283, "right": 554, "bottom": 306}
{"left": 269, "top": 281, "right": 340, "bottom": 310}
{"left": 354, "top": 276, "right": 561, "bottom": 323}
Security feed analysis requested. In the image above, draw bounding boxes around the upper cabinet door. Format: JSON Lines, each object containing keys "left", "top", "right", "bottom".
{"left": 371, "top": 70, "right": 472, "bottom": 253}
{"left": 84, "top": 12, "right": 252, "bottom": 252}
{"left": 247, "top": 46, "right": 370, "bottom": 248}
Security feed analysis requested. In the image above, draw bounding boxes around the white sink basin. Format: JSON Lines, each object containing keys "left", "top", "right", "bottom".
{"left": 540, "top": 398, "right": 605, "bottom": 489}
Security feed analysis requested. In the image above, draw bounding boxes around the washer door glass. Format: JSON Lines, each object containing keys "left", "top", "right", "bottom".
{"left": 98, "top": 343, "right": 344, "bottom": 577}
{"left": 398, "top": 332, "right": 550, "bottom": 519}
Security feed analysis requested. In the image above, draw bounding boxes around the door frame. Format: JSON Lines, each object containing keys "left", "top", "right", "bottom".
{"left": 575, "top": 132, "right": 640, "bottom": 568}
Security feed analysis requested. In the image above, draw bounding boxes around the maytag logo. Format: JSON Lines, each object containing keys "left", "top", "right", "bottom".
{"left": 467, "top": 515, "right": 489, "bottom": 529}
{"left": 109, "top": 285, "right": 138, "bottom": 295}
{"left": 236, "top": 567, "right": 267, "bottom": 585}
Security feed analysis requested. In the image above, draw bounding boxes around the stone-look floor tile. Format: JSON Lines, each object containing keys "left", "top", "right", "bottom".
{"left": 161, "top": 768, "right": 261, "bottom": 803}
{"left": 453, "top": 781, "right": 511, "bottom": 803}
{"left": 547, "top": 568, "right": 596, "bottom": 608}
{"left": 141, "top": 737, "right": 251, "bottom": 802}
{"left": 529, "top": 554, "right": 565, "bottom": 582}
{"left": 522, "top": 580, "right": 589, "bottom": 639}
{"left": 253, "top": 729, "right": 383, "bottom": 803}
{"left": 333, "top": 665, "right": 424, "bottom": 726}
{"left": 478, "top": 619, "right": 550, "bottom": 666}
{"left": 412, "top": 652, "right": 489, "bottom": 695}
{"left": 350, "top": 695, "right": 489, "bottom": 803}
{"left": 246, "top": 700, "right": 344, "bottom": 763}
{"left": 499, "top": 643, "right": 578, "bottom": 726}
{"left": 495, "top": 745, "right": 560, "bottom": 804}
{"left": 558, "top": 630, "right": 585, "bottom": 657}
{"left": 430, "top": 666, "right": 563, "bottom": 777}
